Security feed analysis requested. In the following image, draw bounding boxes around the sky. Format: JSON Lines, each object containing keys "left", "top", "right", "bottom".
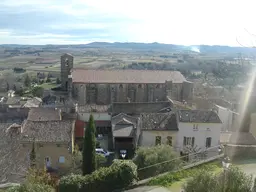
{"left": 0, "top": 0, "right": 256, "bottom": 46}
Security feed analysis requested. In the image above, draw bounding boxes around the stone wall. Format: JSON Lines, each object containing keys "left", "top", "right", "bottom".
{"left": 182, "top": 81, "right": 193, "bottom": 102}
{"left": 225, "top": 145, "right": 256, "bottom": 159}
{"left": 97, "top": 84, "right": 110, "bottom": 104}
{"left": 171, "top": 83, "right": 183, "bottom": 101}
{"left": 75, "top": 82, "right": 188, "bottom": 105}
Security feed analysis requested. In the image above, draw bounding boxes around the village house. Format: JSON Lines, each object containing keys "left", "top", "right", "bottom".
{"left": 139, "top": 112, "right": 179, "bottom": 150}
{"left": 213, "top": 104, "right": 238, "bottom": 132}
{"left": 111, "top": 113, "right": 140, "bottom": 159}
{"left": 20, "top": 107, "right": 75, "bottom": 171}
{"left": 0, "top": 107, "right": 28, "bottom": 123}
{"left": 0, "top": 123, "right": 29, "bottom": 183}
{"left": 20, "top": 120, "right": 75, "bottom": 171}
{"left": 75, "top": 104, "right": 111, "bottom": 150}
{"left": 176, "top": 110, "right": 222, "bottom": 158}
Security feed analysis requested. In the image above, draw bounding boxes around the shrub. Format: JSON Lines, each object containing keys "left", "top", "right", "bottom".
{"left": 183, "top": 166, "right": 254, "bottom": 192}
{"left": 59, "top": 160, "right": 137, "bottom": 192}
{"left": 59, "top": 174, "right": 85, "bottom": 192}
{"left": 81, "top": 160, "right": 137, "bottom": 191}
{"left": 133, "top": 145, "right": 181, "bottom": 179}
{"left": 7, "top": 183, "right": 54, "bottom": 192}
{"left": 26, "top": 168, "right": 58, "bottom": 189}
{"left": 148, "top": 162, "right": 220, "bottom": 186}
{"left": 183, "top": 170, "right": 219, "bottom": 192}
{"left": 96, "top": 154, "right": 107, "bottom": 168}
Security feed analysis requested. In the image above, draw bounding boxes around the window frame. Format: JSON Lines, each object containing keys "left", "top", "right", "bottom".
{"left": 59, "top": 156, "right": 65, "bottom": 163}
{"left": 155, "top": 136, "right": 161, "bottom": 145}
{"left": 167, "top": 136, "right": 172, "bottom": 146}
{"left": 205, "top": 137, "right": 212, "bottom": 148}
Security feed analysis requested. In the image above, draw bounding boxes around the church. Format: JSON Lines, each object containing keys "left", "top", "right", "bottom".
{"left": 60, "top": 53, "right": 193, "bottom": 105}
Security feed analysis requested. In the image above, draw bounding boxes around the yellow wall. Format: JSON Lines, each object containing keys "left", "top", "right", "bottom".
{"left": 21, "top": 142, "right": 73, "bottom": 169}
{"left": 141, "top": 130, "right": 178, "bottom": 150}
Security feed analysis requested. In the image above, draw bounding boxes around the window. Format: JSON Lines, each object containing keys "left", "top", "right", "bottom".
{"left": 193, "top": 124, "right": 198, "bottom": 131}
{"left": 45, "top": 157, "right": 51, "bottom": 167}
{"left": 167, "top": 136, "right": 172, "bottom": 146}
{"left": 138, "top": 84, "right": 142, "bottom": 89}
{"left": 183, "top": 137, "right": 195, "bottom": 147}
{"left": 206, "top": 137, "right": 212, "bottom": 148}
{"left": 119, "top": 84, "right": 123, "bottom": 89}
{"left": 59, "top": 156, "right": 65, "bottom": 163}
{"left": 155, "top": 136, "right": 161, "bottom": 145}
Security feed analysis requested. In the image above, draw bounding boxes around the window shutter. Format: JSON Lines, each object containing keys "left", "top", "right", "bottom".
{"left": 192, "top": 137, "right": 195, "bottom": 147}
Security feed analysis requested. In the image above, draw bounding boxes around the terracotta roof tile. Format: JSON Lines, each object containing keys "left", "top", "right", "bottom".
{"left": 141, "top": 112, "right": 178, "bottom": 130}
{"left": 178, "top": 110, "right": 222, "bottom": 123}
{"left": 112, "top": 113, "right": 138, "bottom": 125}
{"left": 112, "top": 101, "right": 172, "bottom": 115}
{"left": 0, "top": 123, "right": 29, "bottom": 183}
{"left": 21, "top": 120, "right": 74, "bottom": 142}
{"left": 27, "top": 108, "right": 61, "bottom": 121}
{"left": 71, "top": 69, "right": 185, "bottom": 84}
{"left": 78, "top": 104, "right": 110, "bottom": 113}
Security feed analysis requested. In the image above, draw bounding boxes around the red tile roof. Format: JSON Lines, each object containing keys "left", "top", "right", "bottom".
{"left": 71, "top": 69, "right": 185, "bottom": 84}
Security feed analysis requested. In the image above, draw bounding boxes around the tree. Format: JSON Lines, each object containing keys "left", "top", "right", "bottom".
{"left": 24, "top": 74, "right": 31, "bottom": 87}
{"left": 82, "top": 114, "right": 96, "bottom": 175}
{"left": 15, "top": 88, "right": 24, "bottom": 96}
{"left": 6, "top": 82, "right": 9, "bottom": 91}
{"left": 56, "top": 77, "right": 61, "bottom": 84}
{"left": 31, "top": 86, "right": 44, "bottom": 97}
{"left": 30, "top": 141, "right": 36, "bottom": 168}
{"left": 13, "top": 84, "right": 16, "bottom": 91}
{"left": 46, "top": 77, "right": 51, "bottom": 83}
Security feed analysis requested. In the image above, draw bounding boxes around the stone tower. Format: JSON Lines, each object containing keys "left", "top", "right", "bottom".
{"left": 60, "top": 53, "right": 74, "bottom": 91}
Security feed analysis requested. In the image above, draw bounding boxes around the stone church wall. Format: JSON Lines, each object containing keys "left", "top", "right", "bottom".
{"left": 75, "top": 81, "right": 188, "bottom": 105}
{"left": 97, "top": 84, "right": 110, "bottom": 104}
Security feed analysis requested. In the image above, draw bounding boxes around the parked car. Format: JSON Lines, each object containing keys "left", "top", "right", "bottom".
{"left": 96, "top": 148, "right": 114, "bottom": 157}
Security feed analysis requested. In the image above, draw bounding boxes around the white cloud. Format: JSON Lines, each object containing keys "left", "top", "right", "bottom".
{"left": 0, "top": 0, "right": 256, "bottom": 45}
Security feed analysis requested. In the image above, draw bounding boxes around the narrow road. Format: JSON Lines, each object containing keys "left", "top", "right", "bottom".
{"left": 124, "top": 186, "right": 171, "bottom": 192}
{"left": 235, "top": 159, "right": 256, "bottom": 177}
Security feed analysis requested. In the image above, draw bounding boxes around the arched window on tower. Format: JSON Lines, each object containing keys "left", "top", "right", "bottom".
{"left": 65, "top": 58, "right": 69, "bottom": 67}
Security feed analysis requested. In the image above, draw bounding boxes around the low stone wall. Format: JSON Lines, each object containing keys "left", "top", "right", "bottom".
{"left": 225, "top": 144, "right": 256, "bottom": 159}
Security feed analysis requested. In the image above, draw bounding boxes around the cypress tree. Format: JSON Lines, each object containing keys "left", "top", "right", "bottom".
{"left": 82, "top": 114, "right": 96, "bottom": 175}
{"left": 30, "top": 141, "right": 36, "bottom": 168}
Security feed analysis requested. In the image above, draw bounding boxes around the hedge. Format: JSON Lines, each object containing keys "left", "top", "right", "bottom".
{"left": 59, "top": 160, "right": 137, "bottom": 192}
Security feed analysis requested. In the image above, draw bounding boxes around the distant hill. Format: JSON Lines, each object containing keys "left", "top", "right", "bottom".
{"left": 0, "top": 42, "right": 255, "bottom": 55}
{"left": 83, "top": 42, "right": 255, "bottom": 55}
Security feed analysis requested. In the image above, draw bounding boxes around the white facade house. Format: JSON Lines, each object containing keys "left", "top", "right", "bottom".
{"left": 214, "top": 104, "right": 238, "bottom": 132}
{"left": 176, "top": 110, "right": 222, "bottom": 158}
